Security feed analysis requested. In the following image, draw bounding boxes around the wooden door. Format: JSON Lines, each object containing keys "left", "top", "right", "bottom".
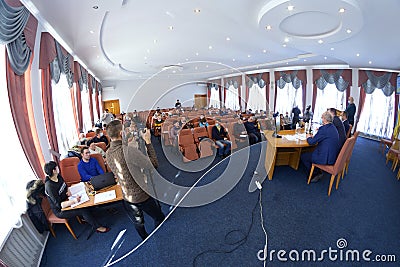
{"left": 194, "top": 94, "right": 207, "bottom": 109}
{"left": 103, "top": 99, "right": 120, "bottom": 116}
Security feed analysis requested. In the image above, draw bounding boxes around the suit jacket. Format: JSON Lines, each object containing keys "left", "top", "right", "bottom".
{"left": 332, "top": 116, "right": 346, "bottom": 149}
{"left": 212, "top": 125, "right": 228, "bottom": 141}
{"left": 343, "top": 119, "right": 350, "bottom": 136}
{"left": 307, "top": 123, "right": 340, "bottom": 166}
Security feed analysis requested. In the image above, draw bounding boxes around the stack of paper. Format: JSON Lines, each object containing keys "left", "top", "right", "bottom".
{"left": 94, "top": 190, "right": 116, "bottom": 204}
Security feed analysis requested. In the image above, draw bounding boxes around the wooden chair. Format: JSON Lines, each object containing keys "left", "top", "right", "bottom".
{"left": 59, "top": 157, "right": 81, "bottom": 186}
{"left": 380, "top": 134, "right": 395, "bottom": 154}
{"left": 385, "top": 139, "right": 400, "bottom": 168}
{"left": 343, "top": 131, "right": 359, "bottom": 175}
{"left": 41, "top": 197, "right": 77, "bottom": 239}
{"left": 90, "top": 154, "right": 107, "bottom": 173}
{"left": 307, "top": 138, "right": 353, "bottom": 196}
{"left": 86, "top": 132, "right": 96, "bottom": 138}
{"left": 95, "top": 141, "right": 107, "bottom": 152}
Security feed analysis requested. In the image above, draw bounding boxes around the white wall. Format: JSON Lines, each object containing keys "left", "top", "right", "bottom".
{"left": 102, "top": 78, "right": 207, "bottom": 112}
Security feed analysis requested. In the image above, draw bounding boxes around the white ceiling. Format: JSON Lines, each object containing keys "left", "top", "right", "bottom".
{"left": 23, "top": 0, "right": 400, "bottom": 83}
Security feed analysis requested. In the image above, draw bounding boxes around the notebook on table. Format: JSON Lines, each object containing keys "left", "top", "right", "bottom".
{"left": 90, "top": 172, "right": 116, "bottom": 191}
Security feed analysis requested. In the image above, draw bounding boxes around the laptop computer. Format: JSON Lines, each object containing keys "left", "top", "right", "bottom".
{"left": 90, "top": 172, "right": 116, "bottom": 191}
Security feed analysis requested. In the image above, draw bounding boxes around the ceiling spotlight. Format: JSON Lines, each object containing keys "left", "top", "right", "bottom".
{"left": 92, "top": 45, "right": 97, "bottom": 48}
{"left": 232, "top": 58, "right": 236, "bottom": 61}
{"left": 303, "top": 59, "right": 307, "bottom": 62}
{"left": 266, "top": 25, "right": 272, "bottom": 30}
{"left": 195, "top": 66, "right": 198, "bottom": 70}
{"left": 206, "top": 65, "right": 209, "bottom": 68}
{"left": 286, "top": 62, "right": 289, "bottom": 65}
{"left": 247, "top": 55, "right": 251, "bottom": 58}
{"left": 168, "top": 26, "right": 174, "bottom": 30}
{"left": 330, "top": 47, "right": 335, "bottom": 51}
{"left": 89, "top": 30, "right": 94, "bottom": 34}
{"left": 263, "top": 49, "right": 267, "bottom": 53}
{"left": 324, "top": 56, "right": 327, "bottom": 60}
{"left": 144, "top": 56, "right": 147, "bottom": 60}
{"left": 339, "top": 8, "right": 345, "bottom": 13}
{"left": 346, "top": 29, "right": 352, "bottom": 34}
{"left": 287, "top": 5, "right": 294, "bottom": 11}
{"left": 93, "top": 5, "right": 99, "bottom": 9}
{"left": 153, "top": 39, "right": 158, "bottom": 44}
{"left": 208, "top": 45, "right": 213, "bottom": 50}
{"left": 185, "top": 58, "right": 189, "bottom": 61}
{"left": 356, "top": 53, "right": 360, "bottom": 57}
{"left": 282, "top": 44, "right": 287, "bottom": 47}
{"left": 318, "top": 39, "right": 323, "bottom": 44}
{"left": 284, "top": 37, "right": 289, "bottom": 43}
{"left": 195, "top": 52, "right": 199, "bottom": 56}
{"left": 368, "top": 61, "right": 372, "bottom": 64}
{"left": 194, "top": 9, "right": 201, "bottom": 13}
{"left": 226, "top": 37, "right": 231, "bottom": 41}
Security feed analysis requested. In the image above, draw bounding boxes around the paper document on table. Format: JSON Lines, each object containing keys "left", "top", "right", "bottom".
{"left": 283, "top": 135, "right": 297, "bottom": 141}
{"left": 297, "top": 133, "right": 307, "bottom": 140}
{"left": 69, "top": 182, "right": 89, "bottom": 207}
{"left": 94, "top": 190, "right": 116, "bottom": 204}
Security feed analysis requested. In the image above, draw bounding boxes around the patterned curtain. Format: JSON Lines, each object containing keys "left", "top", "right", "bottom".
{"left": 315, "top": 70, "right": 349, "bottom": 92}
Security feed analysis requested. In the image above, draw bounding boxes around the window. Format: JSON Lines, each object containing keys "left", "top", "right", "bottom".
{"left": 52, "top": 76, "right": 78, "bottom": 157}
{"left": 357, "top": 89, "right": 394, "bottom": 138}
{"left": 275, "top": 82, "right": 303, "bottom": 117}
{"left": 0, "top": 45, "right": 36, "bottom": 243}
{"left": 247, "top": 83, "right": 267, "bottom": 112}
{"left": 92, "top": 91, "right": 99, "bottom": 123}
{"left": 313, "top": 83, "right": 346, "bottom": 123}
{"left": 209, "top": 86, "right": 220, "bottom": 108}
{"left": 225, "top": 85, "right": 240, "bottom": 110}
{"left": 81, "top": 84, "right": 92, "bottom": 132}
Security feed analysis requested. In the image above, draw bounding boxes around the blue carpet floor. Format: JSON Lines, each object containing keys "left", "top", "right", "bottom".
{"left": 39, "top": 137, "right": 400, "bottom": 267}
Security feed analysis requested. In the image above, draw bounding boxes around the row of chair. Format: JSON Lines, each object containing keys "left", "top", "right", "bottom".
{"left": 308, "top": 131, "right": 359, "bottom": 196}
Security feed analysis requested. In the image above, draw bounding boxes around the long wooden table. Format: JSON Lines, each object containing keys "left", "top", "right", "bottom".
{"left": 62, "top": 184, "right": 123, "bottom": 211}
{"left": 264, "top": 129, "right": 313, "bottom": 180}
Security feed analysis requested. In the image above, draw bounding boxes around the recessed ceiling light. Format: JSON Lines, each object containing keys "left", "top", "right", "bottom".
{"left": 146, "top": 49, "right": 150, "bottom": 53}
{"left": 195, "top": 52, "right": 199, "bottom": 56}
{"left": 318, "top": 39, "right": 323, "bottom": 44}
{"left": 346, "top": 29, "right": 352, "bottom": 34}
{"left": 266, "top": 25, "right": 272, "bottom": 30}
{"left": 97, "top": 55, "right": 99, "bottom": 58}
{"left": 303, "top": 59, "right": 307, "bottom": 62}
{"left": 226, "top": 37, "right": 231, "bottom": 41}
{"left": 286, "top": 62, "right": 289, "bottom": 65}
{"left": 324, "top": 56, "right": 327, "bottom": 60}
{"left": 92, "top": 45, "right": 97, "bottom": 48}
{"left": 263, "top": 49, "right": 267, "bottom": 53}
{"left": 168, "top": 26, "right": 174, "bottom": 30}
{"left": 172, "top": 70, "right": 176, "bottom": 74}
{"left": 232, "top": 58, "right": 236, "bottom": 61}
{"left": 339, "top": 8, "right": 345, "bottom": 13}
{"left": 356, "top": 53, "right": 360, "bottom": 57}
{"left": 206, "top": 65, "right": 209, "bottom": 68}
{"left": 368, "top": 61, "right": 372, "bottom": 64}
{"left": 92, "top": 5, "right": 98, "bottom": 9}
{"left": 208, "top": 45, "right": 213, "bottom": 50}
{"left": 247, "top": 55, "right": 251, "bottom": 58}
{"left": 153, "top": 39, "right": 157, "bottom": 44}
{"left": 144, "top": 56, "right": 147, "bottom": 60}
{"left": 185, "top": 58, "right": 189, "bottom": 61}
{"left": 282, "top": 44, "right": 287, "bottom": 47}
{"left": 284, "top": 37, "right": 289, "bottom": 43}
{"left": 89, "top": 30, "right": 94, "bottom": 34}
{"left": 287, "top": 5, "right": 294, "bottom": 11}
{"left": 195, "top": 66, "right": 198, "bottom": 70}
{"left": 330, "top": 47, "right": 335, "bottom": 51}
{"left": 194, "top": 9, "right": 201, "bottom": 13}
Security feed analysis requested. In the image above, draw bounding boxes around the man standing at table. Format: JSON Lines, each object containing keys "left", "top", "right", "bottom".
{"left": 345, "top": 96, "right": 356, "bottom": 126}
{"left": 301, "top": 111, "right": 340, "bottom": 183}
{"left": 106, "top": 120, "right": 165, "bottom": 240}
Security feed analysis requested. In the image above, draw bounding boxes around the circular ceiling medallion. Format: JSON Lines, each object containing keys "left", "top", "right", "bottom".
{"left": 280, "top": 11, "right": 341, "bottom": 39}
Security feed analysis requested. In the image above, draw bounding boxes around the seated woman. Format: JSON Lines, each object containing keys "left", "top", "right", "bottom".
{"left": 198, "top": 115, "right": 209, "bottom": 127}
{"left": 43, "top": 161, "right": 110, "bottom": 234}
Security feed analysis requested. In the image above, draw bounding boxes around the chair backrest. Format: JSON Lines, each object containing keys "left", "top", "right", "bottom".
{"left": 59, "top": 157, "right": 81, "bottom": 186}
{"left": 95, "top": 142, "right": 107, "bottom": 152}
{"left": 90, "top": 154, "right": 107, "bottom": 173}
{"left": 180, "top": 128, "right": 192, "bottom": 136}
{"left": 193, "top": 127, "right": 209, "bottom": 142}
{"left": 332, "top": 138, "right": 353, "bottom": 174}
{"left": 344, "top": 136, "right": 357, "bottom": 162}
{"left": 86, "top": 132, "right": 96, "bottom": 138}
{"left": 178, "top": 134, "right": 195, "bottom": 146}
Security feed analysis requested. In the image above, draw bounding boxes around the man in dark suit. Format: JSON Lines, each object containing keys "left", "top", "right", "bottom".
{"left": 329, "top": 108, "right": 346, "bottom": 149}
{"left": 211, "top": 119, "right": 231, "bottom": 158}
{"left": 301, "top": 111, "right": 340, "bottom": 182}
{"left": 345, "top": 96, "right": 356, "bottom": 126}
{"left": 342, "top": 111, "right": 350, "bottom": 136}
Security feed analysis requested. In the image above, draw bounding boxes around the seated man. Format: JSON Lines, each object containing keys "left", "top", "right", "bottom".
{"left": 198, "top": 115, "right": 209, "bottom": 127}
{"left": 89, "top": 128, "right": 109, "bottom": 146}
{"left": 88, "top": 142, "right": 106, "bottom": 158}
{"left": 300, "top": 111, "right": 340, "bottom": 183}
{"left": 342, "top": 111, "right": 350, "bottom": 136}
{"left": 169, "top": 120, "right": 181, "bottom": 147}
{"left": 211, "top": 119, "right": 231, "bottom": 158}
{"left": 244, "top": 116, "right": 262, "bottom": 145}
{"left": 78, "top": 146, "right": 104, "bottom": 182}
{"left": 328, "top": 108, "right": 346, "bottom": 149}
